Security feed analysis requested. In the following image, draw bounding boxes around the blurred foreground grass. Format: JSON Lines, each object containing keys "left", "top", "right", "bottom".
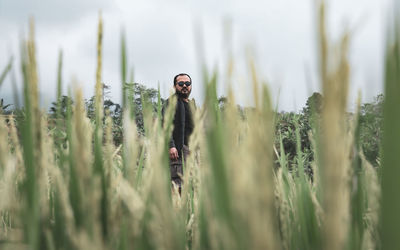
{"left": 0, "top": 2, "right": 398, "bottom": 250}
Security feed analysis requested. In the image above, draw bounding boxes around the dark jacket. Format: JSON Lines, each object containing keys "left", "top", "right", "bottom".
{"left": 163, "top": 95, "right": 193, "bottom": 157}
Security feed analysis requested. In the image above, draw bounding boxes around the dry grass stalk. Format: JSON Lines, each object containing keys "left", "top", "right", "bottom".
{"left": 8, "top": 116, "right": 23, "bottom": 171}
{"left": 95, "top": 14, "right": 104, "bottom": 125}
{"left": 122, "top": 112, "right": 140, "bottom": 183}
{"left": 26, "top": 18, "right": 42, "bottom": 161}
{"left": 73, "top": 88, "right": 93, "bottom": 183}
{"left": 360, "top": 153, "right": 380, "bottom": 250}
{"left": 318, "top": 2, "right": 352, "bottom": 250}
{"left": 0, "top": 117, "right": 8, "bottom": 169}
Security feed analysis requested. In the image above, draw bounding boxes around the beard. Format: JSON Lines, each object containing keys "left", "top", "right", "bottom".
{"left": 176, "top": 87, "right": 191, "bottom": 99}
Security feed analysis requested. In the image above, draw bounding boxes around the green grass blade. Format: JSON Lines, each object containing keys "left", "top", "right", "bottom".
{"left": 381, "top": 18, "right": 400, "bottom": 250}
{"left": 0, "top": 56, "right": 13, "bottom": 88}
{"left": 121, "top": 29, "right": 127, "bottom": 109}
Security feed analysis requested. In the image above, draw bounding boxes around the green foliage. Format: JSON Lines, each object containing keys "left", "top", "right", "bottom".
{"left": 124, "top": 82, "right": 165, "bottom": 135}
{"left": 274, "top": 91, "right": 382, "bottom": 175}
{"left": 274, "top": 111, "right": 313, "bottom": 177}
{"left": 358, "top": 94, "right": 383, "bottom": 165}
{"left": 49, "top": 95, "right": 74, "bottom": 119}
{"left": 83, "top": 82, "right": 164, "bottom": 144}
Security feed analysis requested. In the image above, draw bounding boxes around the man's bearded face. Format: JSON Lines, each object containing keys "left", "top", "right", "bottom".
{"left": 175, "top": 75, "right": 192, "bottom": 98}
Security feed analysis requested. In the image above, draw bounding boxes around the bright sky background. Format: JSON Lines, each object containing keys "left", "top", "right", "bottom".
{"left": 0, "top": 0, "right": 390, "bottom": 111}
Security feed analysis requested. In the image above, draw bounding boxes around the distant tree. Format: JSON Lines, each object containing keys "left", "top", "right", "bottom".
{"left": 125, "top": 82, "right": 164, "bottom": 135}
{"left": 275, "top": 112, "right": 299, "bottom": 159}
{"left": 85, "top": 83, "right": 112, "bottom": 122}
{"left": 84, "top": 83, "right": 123, "bottom": 145}
{"left": 358, "top": 94, "right": 383, "bottom": 165}
{"left": 104, "top": 99, "right": 123, "bottom": 145}
{"left": 49, "top": 95, "right": 74, "bottom": 119}
{"left": 274, "top": 92, "right": 324, "bottom": 177}
{"left": 302, "top": 92, "right": 323, "bottom": 118}
{"left": 84, "top": 82, "right": 164, "bottom": 144}
{"left": 299, "top": 92, "right": 323, "bottom": 152}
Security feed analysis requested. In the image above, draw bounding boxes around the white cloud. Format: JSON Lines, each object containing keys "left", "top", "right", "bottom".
{"left": 0, "top": 0, "right": 112, "bottom": 26}
{"left": 0, "top": 0, "right": 390, "bottom": 111}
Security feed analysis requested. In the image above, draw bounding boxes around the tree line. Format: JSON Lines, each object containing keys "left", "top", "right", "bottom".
{"left": 0, "top": 86, "right": 383, "bottom": 168}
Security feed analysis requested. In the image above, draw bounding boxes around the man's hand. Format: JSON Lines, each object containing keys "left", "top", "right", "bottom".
{"left": 169, "top": 147, "right": 179, "bottom": 160}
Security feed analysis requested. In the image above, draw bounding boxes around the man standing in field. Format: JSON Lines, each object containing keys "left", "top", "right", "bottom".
{"left": 165, "top": 73, "right": 194, "bottom": 194}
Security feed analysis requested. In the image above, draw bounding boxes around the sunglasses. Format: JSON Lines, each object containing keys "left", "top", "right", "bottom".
{"left": 177, "top": 81, "right": 191, "bottom": 87}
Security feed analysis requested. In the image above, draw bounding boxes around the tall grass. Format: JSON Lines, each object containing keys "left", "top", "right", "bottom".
{"left": 381, "top": 9, "right": 400, "bottom": 249}
{"left": 0, "top": 2, "right": 396, "bottom": 250}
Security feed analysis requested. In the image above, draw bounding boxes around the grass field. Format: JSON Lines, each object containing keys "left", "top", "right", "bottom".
{"left": 0, "top": 2, "right": 399, "bottom": 250}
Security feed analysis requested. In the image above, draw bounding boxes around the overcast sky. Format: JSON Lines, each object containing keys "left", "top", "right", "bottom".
{"left": 0, "top": 0, "right": 390, "bottom": 111}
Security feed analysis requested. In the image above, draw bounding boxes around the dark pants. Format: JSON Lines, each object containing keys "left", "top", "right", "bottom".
{"left": 170, "top": 145, "right": 189, "bottom": 189}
